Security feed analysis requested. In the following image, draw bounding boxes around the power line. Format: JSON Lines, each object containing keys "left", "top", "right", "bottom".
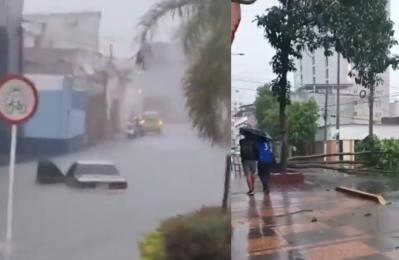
{"left": 232, "top": 78, "right": 271, "bottom": 85}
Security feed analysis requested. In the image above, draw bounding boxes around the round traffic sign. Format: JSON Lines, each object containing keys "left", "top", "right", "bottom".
{"left": 0, "top": 75, "right": 39, "bottom": 125}
{"left": 359, "top": 90, "right": 367, "bottom": 99}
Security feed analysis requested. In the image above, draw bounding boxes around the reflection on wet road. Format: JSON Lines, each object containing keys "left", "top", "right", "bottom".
{"left": 231, "top": 170, "right": 399, "bottom": 260}
{"left": 0, "top": 124, "right": 225, "bottom": 260}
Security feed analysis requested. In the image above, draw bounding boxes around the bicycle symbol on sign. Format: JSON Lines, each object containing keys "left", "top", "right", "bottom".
{"left": 4, "top": 87, "right": 27, "bottom": 115}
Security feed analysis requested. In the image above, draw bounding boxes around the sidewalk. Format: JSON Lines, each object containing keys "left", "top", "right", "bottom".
{"left": 231, "top": 171, "right": 399, "bottom": 260}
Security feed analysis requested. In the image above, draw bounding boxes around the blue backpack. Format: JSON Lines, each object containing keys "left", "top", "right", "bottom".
{"left": 258, "top": 141, "right": 274, "bottom": 164}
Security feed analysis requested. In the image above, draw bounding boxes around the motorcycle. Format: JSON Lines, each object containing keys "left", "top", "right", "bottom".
{"left": 125, "top": 117, "right": 143, "bottom": 139}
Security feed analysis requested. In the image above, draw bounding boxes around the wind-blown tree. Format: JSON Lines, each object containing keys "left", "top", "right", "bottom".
{"left": 309, "top": 0, "right": 399, "bottom": 138}
{"left": 134, "top": 0, "right": 230, "bottom": 145}
{"left": 255, "top": 0, "right": 320, "bottom": 171}
{"left": 256, "top": 0, "right": 398, "bottom": 171}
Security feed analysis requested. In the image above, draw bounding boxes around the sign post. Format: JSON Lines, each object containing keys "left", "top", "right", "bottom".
{"left": 0, "top": 75, "right": 38, "bottom": 246}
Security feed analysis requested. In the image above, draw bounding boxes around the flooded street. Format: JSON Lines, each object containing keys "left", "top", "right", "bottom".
{"left": 0, "top": 124, "right": 226, "bottom": 260}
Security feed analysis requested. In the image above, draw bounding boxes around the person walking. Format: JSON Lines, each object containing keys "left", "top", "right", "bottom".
{"left": 239, "top": 135, "right": 258, "bottom": 196}
{"left": 257, "top": 138, "right": 275, "bottom": 194}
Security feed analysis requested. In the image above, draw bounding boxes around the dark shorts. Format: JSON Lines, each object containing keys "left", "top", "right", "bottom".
{"left": 258, "top": 162, "right": 272, "bottom": 190}
{"left": 242, "top": 160, "right": 257, "bottom": 176}
{"left": 258, "top": 162, "right": 271, "bottom": 176}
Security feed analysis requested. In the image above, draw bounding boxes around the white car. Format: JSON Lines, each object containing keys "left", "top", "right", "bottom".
{"left": 66, "top": 161, "right": 127, "bottom": 190}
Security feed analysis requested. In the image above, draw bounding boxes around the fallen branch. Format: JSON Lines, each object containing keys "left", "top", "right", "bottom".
{"left": 288, "top": 151, "right": 383, "bottom": 161}
{"left": 289, "top": 160, "right": 365, "bottom": 165}
{"left": 288, "top": 163, "right": 393, "bottom": 175}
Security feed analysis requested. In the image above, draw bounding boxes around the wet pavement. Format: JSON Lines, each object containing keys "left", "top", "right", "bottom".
{"left": 0, "top": 123, "right": 226, "bottom": 260}
{"left": 231, "top": 169, "right": 399, "bottom": 260}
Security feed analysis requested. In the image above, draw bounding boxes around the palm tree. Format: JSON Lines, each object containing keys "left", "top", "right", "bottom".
{"left": 134, "top": 0, "right": 230, "bottom": 145}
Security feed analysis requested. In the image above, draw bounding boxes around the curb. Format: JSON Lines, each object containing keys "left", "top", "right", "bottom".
{"left": 335, "top": 186, "right": 388, "bottom": 205}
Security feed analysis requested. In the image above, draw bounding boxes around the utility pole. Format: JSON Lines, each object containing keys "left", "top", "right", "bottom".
{"left": 324, "top": 84, "right": 329, "bottom": 159}
{"left": 324, "top": 55, "right": 329, "bottom": 160}
{"left": 369, "top": 85, "right": 374, "bottom": 137}
{"left": 336, "top": 53, "right": 342, "bottom": 160}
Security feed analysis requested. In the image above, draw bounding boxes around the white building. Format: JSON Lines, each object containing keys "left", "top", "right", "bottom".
{"left": 389, "top": 101, "right": 399, "bottom": 117}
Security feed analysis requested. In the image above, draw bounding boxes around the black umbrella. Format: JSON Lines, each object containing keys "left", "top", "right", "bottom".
{"left": 239, "top": 127, "right": 272, "bottom": 141}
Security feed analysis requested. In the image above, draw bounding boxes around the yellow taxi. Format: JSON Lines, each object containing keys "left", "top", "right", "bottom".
{"left": 140, "top": 111, "right": 163, "bottom": 134}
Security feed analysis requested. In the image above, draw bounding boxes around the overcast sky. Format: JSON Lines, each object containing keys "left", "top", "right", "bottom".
{"left": 232, "top": 0, "right": 399, "bottom": 105}
{"left": 24, "top": 0, "right": 175, "bottom": 57}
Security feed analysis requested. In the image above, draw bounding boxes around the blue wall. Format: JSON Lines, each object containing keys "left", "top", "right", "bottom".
{"left": 24, "top": 91, "right": 64, "bottom": 138}
{"left": 23, "top": 77, "right": 87, "bottom": 140}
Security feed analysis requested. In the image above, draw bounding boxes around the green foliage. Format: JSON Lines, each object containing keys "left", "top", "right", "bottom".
{"left": 140, "top": 207, "right": 230, "bottom": 260}
{"left": 255, "top": 86, "right": 280, "bottom": 139}
{"left": 255, "top": 1, "right": 317, "bottom": 107}
{"left": 356, "top": 135, "right": 382, "bottom": 167}
{"left": 140, "top": 232, "right": 167, "bottom": 260}
{"left": 288, "top": 99, "right": 319, "bottom": 154}
{"left": 356, "top": 137, "right": 399, "bottom": 177}
{"left": 255, "top": 85, "right": 319, "bottom": 154}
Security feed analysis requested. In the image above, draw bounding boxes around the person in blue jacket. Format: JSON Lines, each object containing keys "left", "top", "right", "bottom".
{"left": 256, "top": 138, "right": 275, "bottom": 194}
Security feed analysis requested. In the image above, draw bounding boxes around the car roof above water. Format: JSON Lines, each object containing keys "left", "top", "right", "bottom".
{"left": 70, "top": 161, "right": 119, "bottom": 176}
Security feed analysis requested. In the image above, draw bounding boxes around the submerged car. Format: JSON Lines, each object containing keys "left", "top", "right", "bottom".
{"left": 66, "top": 161, "right": 127, "bottom": 190}
{"left": 140, "top": 111, "right": 163, "bottom": 134}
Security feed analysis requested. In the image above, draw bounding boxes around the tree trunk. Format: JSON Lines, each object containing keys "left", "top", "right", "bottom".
{"left": 278, "top": 0, "right": 293, "bottom": 174}
{"left": 368, "top": 85, "right": 374, "bottom": 137}
{"left": 279, "top": 99, "right": 289, "bottom": 173}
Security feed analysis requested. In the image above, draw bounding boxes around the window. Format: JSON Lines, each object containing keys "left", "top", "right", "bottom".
{"left": 325, "top": 57, "right": 329, "bottom": 67}
{"left": 354, "top": 100, "right": 358, "bottom": 105}
{"left": 313, "top": 77, "right": 316, "bottom": 84}
{"left": 325, "top": 69, "right": 329, "bottom": 79}
{"left": 312, "top": 67, "right": 316, "bottom": 75}
{"left": 312, "top": 56, "right": 316, "bottom": 65}
{"left": 354, "top": 111, "right": 358, "bottom": 116}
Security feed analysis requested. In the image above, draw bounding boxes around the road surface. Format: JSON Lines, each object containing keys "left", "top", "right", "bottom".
{"left": 0, "top": 124, "right": 226, "bottom": 260}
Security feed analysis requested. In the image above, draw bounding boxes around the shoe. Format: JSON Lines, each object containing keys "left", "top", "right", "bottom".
{"left": 247, "top": 190, "right": 255, "bottom": 196}
{"left": 263, "top": 188, "right": 270, "bottom": 194}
